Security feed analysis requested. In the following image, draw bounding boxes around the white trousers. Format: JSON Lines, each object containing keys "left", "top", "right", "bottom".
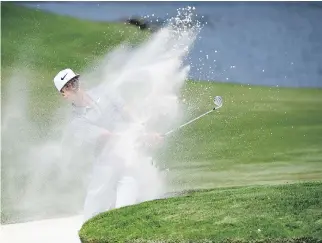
{"left": 83, "top": 156, "right": 166, "bottom": 222}
{"left": 83, "top": 164, "right": 137, "bottom": 222}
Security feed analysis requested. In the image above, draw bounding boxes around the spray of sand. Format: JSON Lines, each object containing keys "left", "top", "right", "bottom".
{"left": 1, "top": 7, "right": 202, "bottom": 224}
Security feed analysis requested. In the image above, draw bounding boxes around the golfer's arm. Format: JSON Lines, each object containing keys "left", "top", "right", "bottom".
{"left": 94, "top": 128, "right": 123, "bottom": 156}
{"left": 98, "top": 129, "right": 122, "bottom": 140}
{"left": 71, "top": 118, "right": 119, "bottom": 146}
{"left": 122, "top": 105, "right": 139, "bottom": 123}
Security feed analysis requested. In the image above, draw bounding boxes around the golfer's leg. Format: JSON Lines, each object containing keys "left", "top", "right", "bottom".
{"left": 83, "top": 164, "right": 119, "bottom": 222}
{"left": 115, "top": 175, "right": 139, "bottom": 209}
{"left": 114, "top": 157, "right": 162, "bottom": 209}
{"left": 135, "top": 157, "right": 167, "bottom": 203}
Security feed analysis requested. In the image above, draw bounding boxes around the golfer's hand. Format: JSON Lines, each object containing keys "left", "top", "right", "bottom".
{"left": 145, "top": 132, "right": 164, "bottom": 147}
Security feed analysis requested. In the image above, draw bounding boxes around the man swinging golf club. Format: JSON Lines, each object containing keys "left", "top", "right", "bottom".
{"left": 53, "top": 68, "right": 164, "bottom": 222}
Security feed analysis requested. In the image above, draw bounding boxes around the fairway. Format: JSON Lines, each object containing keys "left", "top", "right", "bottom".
{"left": 2, "top": 3, "right": 322, "bottom": 243}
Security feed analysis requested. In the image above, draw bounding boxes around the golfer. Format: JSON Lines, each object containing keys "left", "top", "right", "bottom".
{"left": 53, "top": 68, "right": 163, "bottom": 221}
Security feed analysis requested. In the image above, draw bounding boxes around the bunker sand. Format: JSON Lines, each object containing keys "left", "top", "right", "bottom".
{"left": 0, "top": 215, "right": 84, "bottom": 243}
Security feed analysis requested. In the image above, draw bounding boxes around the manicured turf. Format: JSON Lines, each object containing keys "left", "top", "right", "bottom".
{"left": 79, "top": 182, "right": 322, "bottom": 243}
{"left": 152, "top": 80, "right": 322, "bottom": 192}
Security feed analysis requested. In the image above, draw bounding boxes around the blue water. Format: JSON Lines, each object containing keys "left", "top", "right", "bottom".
{"left": 19, "top": 2, "right": 322, "bottom": 88}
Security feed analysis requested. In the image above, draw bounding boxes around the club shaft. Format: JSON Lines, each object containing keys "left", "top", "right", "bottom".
{"left": 164, "top": 109, "right": 214, "bottom": 136}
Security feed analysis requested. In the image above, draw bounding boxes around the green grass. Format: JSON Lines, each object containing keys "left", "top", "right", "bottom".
{"left": 2, "top": 2, "right": 322, "bottom": 242}
{"left": 1, "top": 2, "right": 149, "bottom": 126}
{"left": 156, "top": 81, "right": 322, "bottom": 191}
{"left": 1, "top": 3, "right": 148, "bottom": 72}
{"left": 79, "top": 182, "right": 322, "bottom": 243}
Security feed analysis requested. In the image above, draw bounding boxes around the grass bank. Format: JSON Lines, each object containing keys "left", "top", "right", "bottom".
{"left": 79, "top": 182, "right": 322, "bottom": 243}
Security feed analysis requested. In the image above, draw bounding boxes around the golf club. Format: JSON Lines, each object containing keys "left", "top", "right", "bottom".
{"left": 164, "top": 96, "right": 223, "bottom": 136}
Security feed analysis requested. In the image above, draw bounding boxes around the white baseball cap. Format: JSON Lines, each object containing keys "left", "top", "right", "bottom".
{"left": 53, "top": 68, "right": 80, "bottom": 92}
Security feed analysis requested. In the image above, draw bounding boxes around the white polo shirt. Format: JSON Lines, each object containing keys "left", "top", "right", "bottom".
{"left": 68, "top": 89, "right": 126, "bottom": 151}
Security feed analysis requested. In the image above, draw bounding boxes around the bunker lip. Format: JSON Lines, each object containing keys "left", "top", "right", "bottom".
{"left": 79, "top": 182, "right": 322, "bottom": 243}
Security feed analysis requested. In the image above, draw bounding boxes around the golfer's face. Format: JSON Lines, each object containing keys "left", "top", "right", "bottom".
{"left": 61, "top": 81, "right": 77, "bottom": 102}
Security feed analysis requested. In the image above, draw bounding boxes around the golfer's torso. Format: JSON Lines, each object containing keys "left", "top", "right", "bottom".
{"left": 72, "top": 90, "right": 124, "bottom": 131}
{"left": 72, "top": 93, "right": 101, "bottom": 125}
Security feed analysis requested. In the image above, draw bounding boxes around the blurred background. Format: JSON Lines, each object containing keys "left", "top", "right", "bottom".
{"left": 19, "top": 1, "right": 322, "bottom": 88}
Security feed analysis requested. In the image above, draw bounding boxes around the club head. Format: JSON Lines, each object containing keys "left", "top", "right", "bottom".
{"left": 213, "top": 96, "right": 223, "bottom": 110}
